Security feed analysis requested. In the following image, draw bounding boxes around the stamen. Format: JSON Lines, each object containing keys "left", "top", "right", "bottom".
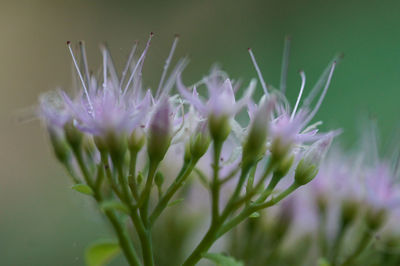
{"left": 303, "top": 53, "right": 343, "bottom": 108}
{"left": 120, "top": 41, "right": 138, "bottom": 91}
{"left": 156, "top": 34, "right": 179, "bottom": 98}
{"left": 78, "top": 41, "right": 91, "bottom": 91}
{"left": 280, "top": 35, "right": 291, "bottom": 94}
{"left": 102, "top": 46, "right": 107, "bottom": 89}
{"left": 123, "top": 32, "right": 153, "bottom": 96}
{"left": 67, "top": 41, "right": 94, "bottom": 116}
{"left": 304, "top": 62, "right": 336, "bottom": 125}
{"left": 290, "top": 70, "right": 306, "bottom": 121}
{"left": 102, "top": 44, "right": 120, "bottom": 90}
{"left": 248, "top": 48, "right": 268, "bottom": 95}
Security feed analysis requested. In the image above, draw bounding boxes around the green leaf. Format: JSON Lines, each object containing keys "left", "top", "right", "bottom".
{"left": 71, "top": 184, "right": 94, "bottom": 196}
{"left": 317, "top": 258, "right": 331, "bottom": 266}
{"left": 249, "top": 212, "right": 260, "bottom": 218}
{"left": 100, "top": 200, "right": 130, "bottom": 215}
{"left": 85, "top": 239, "right": 121, "bottom": 266}
{"left": 167, "top": 198, "right": 184, "bottom": 207}
{"left": 203, "top": 253, "right": 244, "bottom": 266}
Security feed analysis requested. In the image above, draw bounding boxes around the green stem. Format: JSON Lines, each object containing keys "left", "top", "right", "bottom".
{"left": 117, "top": 163, "right": 155, "bottom": 266}
{"left": 73, "top": 149, "right": 141, "bottom": 266}
{"left": 100, "top": 152, "right": 123, "bottom": 199}
{"left": 72, "top": 147, "right": 93, "bottom": 187}
{"left": 139, "top": 160, "right": 158, "bottom": 224}
{"left": 129, "top": 150, "right": 140, "bottom": 201}
{"left": 149, "top": 159, "right": 197, "bottom": 226}
{"left": 217, "top": 183, "right": 299, "bottom": 238}
{"left": 211, "top": 141, "right": 223, "bottom": 223}
{"left": 341, "top": 230, "right": 374, "bottom": 266}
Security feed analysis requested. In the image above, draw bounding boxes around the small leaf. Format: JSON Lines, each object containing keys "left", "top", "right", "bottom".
{"left": 71, "top": 184, "right": 94, "bottom": 196}
{"left": 100, "top": 200, "right": 130, "bottom": 215}
{"left": 85, "top": 239, "right": 121, "bottom": 266}
{"left": 249, "top": 212, "right": 260, "bottom": 218}
{"left": 167, "top": 198, "right": 184, "bottom": 207}
{"left": 203, "top": 253, "right": 244, "bottom": 266}
{"left": 317, "top": 258, "right": 331, "bottom": 266}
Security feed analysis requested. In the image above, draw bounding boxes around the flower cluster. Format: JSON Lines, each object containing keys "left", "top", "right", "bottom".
{"left": 39, "top": 35, "right": 339, "bottom": 266}
{"left": 226, "top": 126, "right": 400, "bottom": 266}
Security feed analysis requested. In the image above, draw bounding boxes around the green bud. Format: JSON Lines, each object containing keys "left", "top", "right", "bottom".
{"left": 365, "top": 207, "right": 387, "bottom": 231}
{"left": 147, "top": 101, "right": 172, "bottom": 163}
{"left": 64, "top": 122, "right": 83, "bottom": 149}
{"left": 190, "top": 122, "right": 211, "bottom": 159}
{"left": 155, "top": 172, "right": 164, "bottom": 188}
{"left": 242, "top": 99, "right": 270, "bottom": 167}
{"left": 294, "top": 158, "right": 318, "bottom": 186}
{"left": 341, "top": 199, "right": 359, "bottom": 227}
{"left": 48, "top": 127, "right": 71, "bottom": 163}
{"left": 105, "top": 132, "right": 128, "bottom": 166}
{"left": 128, "top": 128, "right": 146, "bottom": 152}
{"left": 184, "top": 142, "right": 192, "bottom": 163}
{"left": 270, "top": 137, "right": 291, "bottom": 164}
{"left": 274, "top": 155, "right": 294, "bottom": 177}
{"left": 209, "top": 114, "right": 231, "bottom": 142}
{"left": 137, "top": 171, "right": 144, "bottom": 185}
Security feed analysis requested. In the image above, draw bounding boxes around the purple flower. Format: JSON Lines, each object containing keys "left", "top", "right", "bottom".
{"left": 177, "top": 67, "right": 255, "bottom": 120}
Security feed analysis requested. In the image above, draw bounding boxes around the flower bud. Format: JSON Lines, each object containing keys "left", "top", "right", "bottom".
{"left": 294, "top": 158, "right": 318, "bottom": 186}
{"left": 48, "top": 127, "right": 71, "bottom": 163}
{"left": 295, "top": 135, "right": 333, "bottom": 186}
{"left": 147, "top": 101, "right": 172, "bottom": 162}
{"left": 366, "top": 207, "right": 387, "bottom": 231}
{"left": 242, "top": 99, "right": 270, "bottom": 167}
{"left": 209, "top": 114, "right": 231, "bottom": 143}
{"left": 105, "top": 132, "right": 128, "bottom": 165}
{"left": 128, "top": 128, "right": 146, "bottom": 152}
{"left": 64, "top": 121, "right": 83, "bottom": 149}
{"left": 274, "top": 155, "right": 294, "bottom": 177}
{"left": 270, "top": 137, "right": 291, "bottom": 164}
{"left": 155, "top": 172, "right": 164, "bottom": 188}
{"left": 190, "top": 122, "right": 211, "bottom": 159}
{"left": 341, "top": 199, "right": 359, "bottom": 228}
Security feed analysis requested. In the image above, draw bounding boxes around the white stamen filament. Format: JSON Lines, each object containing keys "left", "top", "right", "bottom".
{"left": 280, "top": 35, "right": 291, "bottom": 94}
{"left": 290, "top": 71, "right": 306, "bottom": 121}
{"left": 102, "top": 47, "right": 107, "bottom": 89}
{"left": 248, "top": 48, "right": 268, "bottom": 95}
{"left": 123, "top": 33, "right": 153, "bottom": 96}
{"left": 156, "top": 35, "right": 179, "bottom": 98}
{"left": 304, "top": 62, "right": 336, "bottom": 125}
{"left": 79, "top": 41, "right": 91, "bottom": 91}
{"left": 120, "top": 42, "right": 138, "bottom": 91}
{"left": 67, "top": 42, "right": 94, "bottom": 117}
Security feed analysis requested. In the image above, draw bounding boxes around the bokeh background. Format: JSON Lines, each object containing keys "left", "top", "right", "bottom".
{"left": 2, "top": 0, "right": 400, "bottom": 265}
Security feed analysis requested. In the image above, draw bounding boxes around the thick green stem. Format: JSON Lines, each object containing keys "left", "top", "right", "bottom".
{"left": 73, "top": 149, "right": 141, "bottom": 266}
{"left": 149, "top": 159, "right": 197, "bottom": 226}
{"left": 116, "top": 163, "right": 155, "bottom": 266}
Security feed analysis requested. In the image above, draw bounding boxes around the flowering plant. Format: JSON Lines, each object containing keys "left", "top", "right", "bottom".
{"left": 37, "top": 35, "right": 397, "bottom": 266}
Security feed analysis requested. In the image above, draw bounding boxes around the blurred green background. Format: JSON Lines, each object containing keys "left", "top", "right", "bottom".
{"left": 1, "top": 0, "right": 400, "bottom": 265}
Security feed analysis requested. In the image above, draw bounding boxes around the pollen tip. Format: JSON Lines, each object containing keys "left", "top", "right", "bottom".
{"left": 150, "top": 32, "right": 154, "bottom": 36}
{"left": 285, "top": 35, "right": 292, "bottom": 40}
{"left": 247, "top": 47, "right": 251, "bottom": 51}
{"left": 298, "top": 69, "right": 304, "bottom": 74}
{"left": 174, "top": 33, "right": 180, "bottom": 38}
{"left": 78, "top": 40, "right": 83, "bottom": 45}
{"left": 66, "top": 41, "right": 71, "bottom": 45}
